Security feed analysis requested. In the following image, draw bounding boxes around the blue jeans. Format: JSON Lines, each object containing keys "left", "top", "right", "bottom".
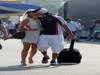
{"left": 76, "top": 31, "right": 81, "bottom": 41}
{"left": 86, "top": 30, "right": 94, "bottom": 40}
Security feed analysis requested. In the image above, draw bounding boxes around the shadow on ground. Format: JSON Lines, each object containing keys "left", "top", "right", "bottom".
{"left": 0, "top": 63, "right": 78, "bottom": 71}
{"left": 76, "top": 40, "right": 100, "bottom": 45}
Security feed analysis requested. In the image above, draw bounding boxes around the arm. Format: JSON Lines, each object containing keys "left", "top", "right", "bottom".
{"left": 61, "top": 23, "right": 75, "bottom": 40}
{"left": 19, "top": 19, "right": 30, "bottom": 30}
{"left": 55, "top": 16, "right": 75, "bottom": 40}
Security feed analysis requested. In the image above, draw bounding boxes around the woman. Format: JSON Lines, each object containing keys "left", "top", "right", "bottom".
{"left": 0, "top": 19, "right": 8, "bottom": 50}
{"left": 19, "top": 9, "right": 41, "bottom": 66}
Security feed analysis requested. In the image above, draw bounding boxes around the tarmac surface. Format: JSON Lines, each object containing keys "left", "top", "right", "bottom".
{"left": 0, "top": 39, "right": 100, "bottom": 75}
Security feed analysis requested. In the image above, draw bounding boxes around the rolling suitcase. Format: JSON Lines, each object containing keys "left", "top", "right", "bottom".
{"left": 57, "top": 40, "right": 82, "bottom": 64}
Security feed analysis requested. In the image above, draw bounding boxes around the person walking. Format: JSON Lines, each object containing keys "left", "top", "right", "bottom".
{"left": 66, "top": 18, "right": 81, "bottom": 41}
{"left": 0, "top": 19, "right": 8, "bottom": 49}
{"left": 19, "top": 9, "right": 41, "bottom": 66}
{"left": 74, "top": 19, "right": 82, "bottom": 42}
{"left": 0, "top": 19, "right": 8, "bottom": 40}
{"left": 37, "top": 8, "right": 75, "bottom": 65}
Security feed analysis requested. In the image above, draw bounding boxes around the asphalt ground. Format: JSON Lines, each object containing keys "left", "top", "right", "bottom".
{"left": 0, "top": 39, "right": 100, "bottom": 75}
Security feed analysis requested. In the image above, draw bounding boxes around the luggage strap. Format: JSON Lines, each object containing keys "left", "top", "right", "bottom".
{"left": 69, "top": 40, "right": 75, "bottom": 51}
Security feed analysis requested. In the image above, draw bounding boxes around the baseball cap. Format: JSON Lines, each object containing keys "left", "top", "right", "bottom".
{"left": 38, "top": 8, "right": 49, "bottom": 14}
{"left": 26, "top": 9, "right": 38, "bottom": 13}
{"left": 26, "top": 9, "right": 36, "bottom": 12}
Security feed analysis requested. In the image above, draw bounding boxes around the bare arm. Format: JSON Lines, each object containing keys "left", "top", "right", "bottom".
{"left": 55, "top": 16, "right": 75, "bottom": 40}
{"left": 61, "top": 24, "right": 75, "bottom": 40}
{"left": 19, "top": 19, "right": 30, "bottom": 30}
{"left": 55, "top": 16, "right": 73, "bottom": 34}
{"left": 61, "top": 24, "right": 72, "bottom": 34}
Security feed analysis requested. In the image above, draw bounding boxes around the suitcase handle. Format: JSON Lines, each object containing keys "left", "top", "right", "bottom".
{"left": 69, "top": 40, "right": 75, "bottom": 51}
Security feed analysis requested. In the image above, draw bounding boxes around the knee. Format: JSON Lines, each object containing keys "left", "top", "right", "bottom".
{"left": 32, "top": 44, "right": 37, "bottom": 50}
{"left": 22, "top": 49, "right": 28, "bottom": 53}
{"left": 22, "top": 47, "right": 29, "bottom": 52}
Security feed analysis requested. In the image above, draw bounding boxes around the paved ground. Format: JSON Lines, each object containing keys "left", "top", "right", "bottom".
{"left": 0, "top": 39, "right": 100, "bottom": 75}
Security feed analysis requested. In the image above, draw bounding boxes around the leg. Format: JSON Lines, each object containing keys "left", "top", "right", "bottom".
{"left": 51, "top": 53, "right": 59, "bottom": 61}
{"left": 86, "top": 30, "right": 93, "bottom": 40}
{"left": 50, "top": 53, "right": 59, "bottom": 65}
{"left": 40, "top": 50, "right": 50, "bottom": 63}
{"left": 28, "top": 44, "right": 37, "bottom": 64}
{"left": 50, "top": 35, "right": 64, "bottom": 65}
{"left": 37, "top": 35, "right": 50, "bottom": 64}
{"left": 21, "top": 42, "right": 30, "bottom": 65}
{"left": 76, "top": 31, "right": 81, "bottom": 42}
{"left": 41, "top": 51, "right": 48, "bottom": 57}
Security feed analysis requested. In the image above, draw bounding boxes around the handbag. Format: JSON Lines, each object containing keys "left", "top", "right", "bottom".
{"left": 0, "top": 43, "right": 2, "bottom": 50}
{"left": 12, "top": 30, "right": 25, "bottom": 39}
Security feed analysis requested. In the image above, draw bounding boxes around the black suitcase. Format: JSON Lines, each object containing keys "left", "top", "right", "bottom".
{"left": 57, "top": 40, "right": 82, "bottom": 64}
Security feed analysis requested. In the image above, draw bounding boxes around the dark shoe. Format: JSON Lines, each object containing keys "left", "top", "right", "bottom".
{"left": 42, "top": 56, "right": 50, "bottom": 64}
{"left": 50, "top": 60, "right": 56, "bottom": 65}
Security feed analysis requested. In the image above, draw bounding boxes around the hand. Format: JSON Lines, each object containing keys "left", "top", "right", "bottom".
{"left": 2, "top": 34, "right": 8, "bottom": 40}
{"left": 67, "top": 34, "right": 76, "bottom": 40}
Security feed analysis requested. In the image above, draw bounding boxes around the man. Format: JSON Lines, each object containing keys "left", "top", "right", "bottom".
{"left": 66, "top": 18, "right": 82, "bottom": 41}
{"left": 37, "top": 8, "right": 75, "bottom": 65}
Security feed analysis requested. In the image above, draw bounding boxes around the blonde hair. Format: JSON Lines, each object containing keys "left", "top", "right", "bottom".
{"left": 22, "top": 12, "right": 29, "bottom": 20}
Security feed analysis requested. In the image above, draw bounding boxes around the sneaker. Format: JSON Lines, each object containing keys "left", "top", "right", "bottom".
{"left": 42, "top": 56, "right": 50, "bottom": 64}
{"left": 50, "top": 60, "right": 56, "bottom": 65}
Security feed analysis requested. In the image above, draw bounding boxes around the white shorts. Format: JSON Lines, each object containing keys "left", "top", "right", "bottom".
{"left": 37, "top": 34, "right": 64, "bottom": 53}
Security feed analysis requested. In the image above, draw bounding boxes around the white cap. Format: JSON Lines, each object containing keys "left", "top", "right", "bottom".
{"left": 38, "top": 8, "right": 49, "bottom": 14}
{"left": 26, "top": 9, "right": 36, "bottom": 13}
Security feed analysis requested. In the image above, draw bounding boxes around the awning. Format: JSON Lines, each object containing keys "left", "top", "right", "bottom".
{"left": 0, "top": 3, "right": 41, "bottom": 16}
